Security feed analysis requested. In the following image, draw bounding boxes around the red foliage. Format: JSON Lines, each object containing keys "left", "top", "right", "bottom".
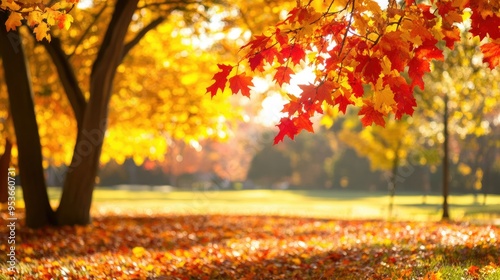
{"left": 273, "top": 66, "right": 294, "bottom": 86}
{"left": 207, "top": 0, "right": 500, "bottom": 143}
{"left": 229, "top": 73, "right": 253, "bottom": 97}
{"left": 206, "top": 64, "right": 233, "bottom": 97}
{"left": 274, "top": 117, "right": 298, "bottom": 144}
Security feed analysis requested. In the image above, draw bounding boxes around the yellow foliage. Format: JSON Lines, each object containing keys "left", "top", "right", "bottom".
{"left": 340, "top": 119, "right": 413, "bottom": 171}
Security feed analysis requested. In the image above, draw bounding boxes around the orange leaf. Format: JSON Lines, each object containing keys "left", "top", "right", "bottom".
{"left": 273, "top": 66, "right": 294, "bottom": 86}
{"left": 294, "top": 113, "right": 314, "bottom": 133}
{"left": 5, "top": 12, "right": 23, "bottom": 31}
{"left": 358, "top": 101, "right": 385, "bottom": 127}
{"left": 316, "top": 81, "right": 336, "bottom": 103}
{"left": 481, "top": 41, "right": 500, "bottom": 69}
{"left": 229, "top": 73, "right": 254, "bottom": 97}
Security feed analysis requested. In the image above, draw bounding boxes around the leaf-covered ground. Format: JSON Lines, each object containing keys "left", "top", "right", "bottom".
{"left": 1, "top": 213, "right": 499, "bottom": 279}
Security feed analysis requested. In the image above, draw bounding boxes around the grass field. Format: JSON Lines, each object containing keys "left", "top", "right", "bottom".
{"left": 16, "top": 187, "right": 500, "bottom": 222}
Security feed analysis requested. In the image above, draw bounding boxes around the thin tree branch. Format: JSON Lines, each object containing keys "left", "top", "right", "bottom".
{"left": 121, "top": 16, "right": 166, "bottom": 60}
{"left": 26, "top": 30, "right": 87, "bottom": 129}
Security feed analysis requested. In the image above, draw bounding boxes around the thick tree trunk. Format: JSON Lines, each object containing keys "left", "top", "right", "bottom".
{"left": 55, "top": 0, "right": 139, "bottom": 225}
{"left": 0, "top": 14, "right": 56, "bottom": 228}
{"left": 0, "top": 138, "right": 12, "bottom": 203}
{"left": 442, "top": 94, "right": 450, "bottom": 221}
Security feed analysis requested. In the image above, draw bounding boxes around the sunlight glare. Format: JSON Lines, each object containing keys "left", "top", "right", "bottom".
{"left": 256, "top": 94, "right": 287, "bottom": 127}
{"left": 77, "top": 0, "right": 94, "bottom": 9}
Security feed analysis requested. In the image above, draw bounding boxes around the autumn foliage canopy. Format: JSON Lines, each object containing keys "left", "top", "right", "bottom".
{"left": 1, "top": 0, "right": 499, "bottom": 146}
{"left": 206, "top": 0, "right": 500, "bottom": 143}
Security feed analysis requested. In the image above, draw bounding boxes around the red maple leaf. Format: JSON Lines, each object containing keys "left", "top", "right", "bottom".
{"left": 206, "top": 64, "right": 233, "bottom": 97}
{"left": 377, "top": 31, "right": 411, "bottom": 72}
{"left": 273, "top": 66, "right": 295, "bottom": 86}
{"left": 281, "top": 44, "right": 306, "bottom": 65}
{"left": 408, "top": 57, "right": 428, "bottom": 90}
{"left": 249, "top": 53, "right": 265, "bottom": 71}
{"left": 299, "top": 83, "right": 317, "bottom": 103}
{"left": 275, "top": 28, "right": 289, "bottom": 46}
{"left": 262, "top": 47, "right": 281, "bottom": 64}
{"left": 294, "top": 113, "right": 314, "bottom": 133}
{"left": 358, "top": 101, "right": 385, "bottom": 127}
{"left": 355, "top": 54, "right": 369, "bottom": 74}
{"left": 334, "top": 94, "right": 354, "bottom": 114}
{"left": 229, "top": 73, "right": 254, "bottom": 97}
{"left": 316, "top": 81, "right": 336, "bottom": 104}
{"left": 282, "top": 100, "right": 302, "bottom": 115}
{"left": 241, "top": 34, "right": 270, "bottom": 52}
{"left": 274, "top": 117, "right": 298, "bottom": 144}
{"left": 385, "top": 76, "right": 415, "bottom": 119}
{"left": 285, "top": 7, "right": 309, "bottom": 24}
{"left": 481, "top": 41, "right": 500, "bottom": 69}
{"left": 304, "top": 100, "right": 323, "bottom": 115}
{"left": 364, "top": 57, "right": 383, "bottom": 84}
{"left": 408, "top": 45, "right": 443, "bottom": 90}
{"left": 348, "top": 73, "right": 364, "bottom": 98}
{"left": 470, "top": 13, "right": 500, "bottom": 41}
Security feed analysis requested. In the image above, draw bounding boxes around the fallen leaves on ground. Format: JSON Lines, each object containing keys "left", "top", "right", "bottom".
{"left": 1, "top": 213, "right": 499, "bottom": 279}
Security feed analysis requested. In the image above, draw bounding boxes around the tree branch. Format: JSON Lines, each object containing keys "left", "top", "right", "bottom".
{"left": 40, "top": 37, "right": 86, "bottom": 130}
{"left": 121, "top": 16, "right": 166, "bottom": 60}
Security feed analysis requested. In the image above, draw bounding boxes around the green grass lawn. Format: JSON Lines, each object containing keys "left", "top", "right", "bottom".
{"left": 16, "top": 187, "right": 500, "bottom": 222}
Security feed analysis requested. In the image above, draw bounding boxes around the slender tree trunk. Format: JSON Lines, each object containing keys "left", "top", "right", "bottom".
{"left": 442, "top": 93, "right": 450, "bottom": 221}
{"left": 55, "top": 0, "right": 139, "bottom": 225}
{"left": 0, "top": 14, "right": 56, "bottom": 227}
{"left": 0, "top": 138, "right": 12, "bottom": 203}
{"left": 388, "top": 145, "right": 400, "bottom": 219}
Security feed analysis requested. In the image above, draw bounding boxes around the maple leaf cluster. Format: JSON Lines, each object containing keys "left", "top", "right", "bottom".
{"left": 1, "top": 0, "right": 78, "bottom": 41}
{"left": 1, "top": 213, "right": 499, "bottom": 279}
{"left": 207, "top": 0, "right": 500, "bottom": 143}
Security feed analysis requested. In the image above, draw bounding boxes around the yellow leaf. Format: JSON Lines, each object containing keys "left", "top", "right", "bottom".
{"left": 34, "top": 21, "right": 51, "bottom": 41}
{"left": 373, "top": 83, "right": 395, "bottom": 114}
{"left": 27, "top": 11, "right": 43, "bottom": 27}
{"left": 132, "top": 246, "right": 147, "bottom": 258}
